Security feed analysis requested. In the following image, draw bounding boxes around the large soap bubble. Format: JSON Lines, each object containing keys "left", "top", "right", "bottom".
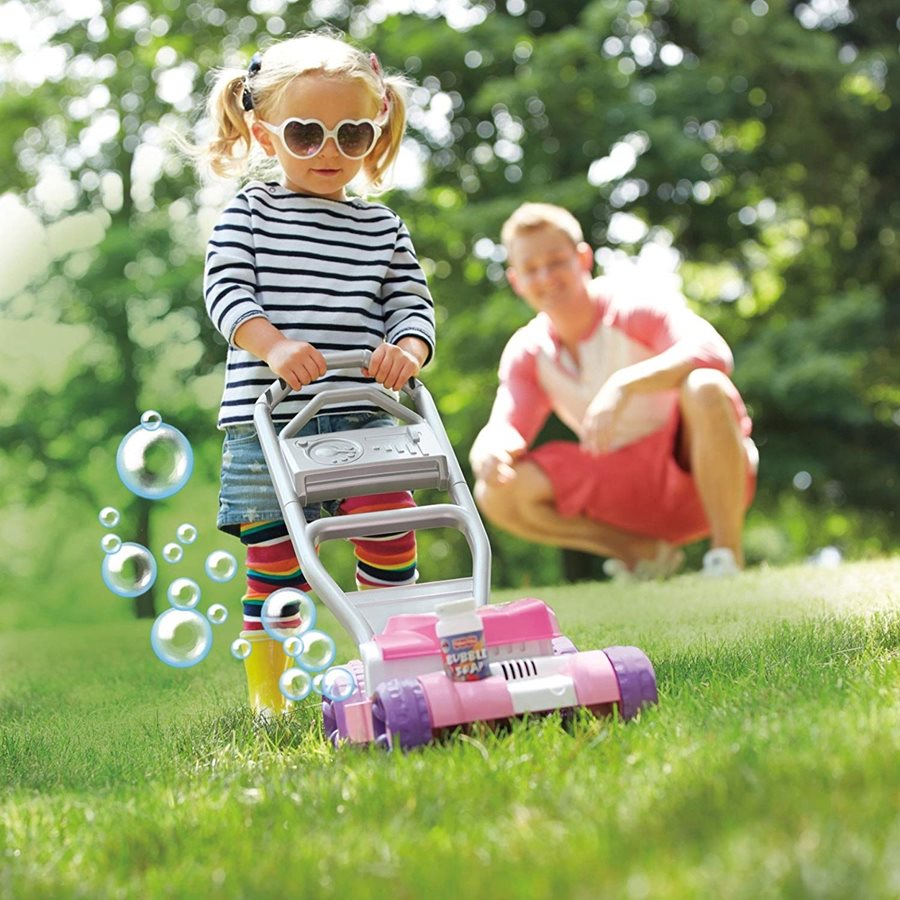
{"left": 295, "top": 630, "right": 336, "bottom": 673}
{"left": 167, "top": 577, "right": 200, "bottom": 610}
{"left": 101, "top": 542, "right": 157, "bottom": 598}
{"left": 261, "top": 588, "right": 316, "bottom": 642}
{"left": 205, "top": 550, "right": 237, "bottom": 583}
{"left": 116, "top": 415, "right": 193, "bottom": 500}
{"left": 150, "top": 608, "right": 212, "bottom": 668}
{"left": 320, "top": 666, "right": 358, "bottom": 702}
{"left": 279, "top": 667, "right": 312, "bottom": 702}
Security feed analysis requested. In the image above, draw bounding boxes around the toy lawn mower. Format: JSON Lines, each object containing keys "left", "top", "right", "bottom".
{"left": 255, "top": 351, "right": 658, "bottom": 750}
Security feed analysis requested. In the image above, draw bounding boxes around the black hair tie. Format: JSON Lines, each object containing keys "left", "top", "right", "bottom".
{"left": 241, "top": 52, "right": 262, "bottom": 111}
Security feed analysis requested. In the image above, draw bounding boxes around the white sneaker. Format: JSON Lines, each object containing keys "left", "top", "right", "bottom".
{"left": 604, "top": 543, "right": 685, "bottom": 582}
{"left": 702, "top": 547, "right": 741, "bottom": 577}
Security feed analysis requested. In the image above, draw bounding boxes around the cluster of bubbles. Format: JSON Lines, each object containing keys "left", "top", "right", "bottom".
{"left": 98, "top": 410, "right": 354, "bottom": 706}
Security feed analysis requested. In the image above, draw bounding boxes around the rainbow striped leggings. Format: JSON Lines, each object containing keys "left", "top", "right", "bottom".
{"left": 238, "top": 491, "right": 417, "bottom": 630}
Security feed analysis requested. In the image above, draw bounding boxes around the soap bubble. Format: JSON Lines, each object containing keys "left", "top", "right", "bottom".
{"left": 140, "top": 410, "right": 162, "bottom": 430}
{"left": 116, "top": 419, "right": 193, "bottom": 500}
{"left": 320, "top": 666, "right": 358, "bottom": 702}
{"left": 312, "top": 674, "right": 324, "bottom": 694}
{"left": 205, "top": 550, "right": 237, "bottom": 583}
{"left": 162, "top": 542, "right": 183, "bottom": 564}
{"left": 101, "top": 542, "right": 157, "bottom": 598}
{"left": 167, "top": 577, "right": 200, "bottom": 610}
{"left": 230, "top": 638, "right": 252, "bottom": 660}
{"left": 261, "top": 588, "right": 316, "bottom": 642}
{"left": 207, "top": 603, "right": 228, "bottom": 625}
{"left": 295, "top": 630, "right": 336, "bottom": 673}
{"left": 283, "top": 636, "right": 304, "bottom": 658}
{"left": 279, "top": 667, "right": 312, "bottom": 702}
{"left": 98, "top": 506, "right": 120, "bottom": 528}
{"left": 176, "top": 523, "right": 197, "bottom": 544}
{"left": 150, "top": 608, "right": 212, "bottom": 668}
{"left": 100, "top": 533, "right": 122, "bottom": 555}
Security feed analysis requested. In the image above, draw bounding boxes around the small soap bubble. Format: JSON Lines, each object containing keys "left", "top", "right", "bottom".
{"left": 162, "top": 542, "right": 183, "bottom": 564}
{"left": 151, "top": 608, "right": 212, "bottom": 668}
{"left": 176, "top": 523, "right": 197, "bottom": 544}
{"left": 207, "top": 603, "right": 228, "bottom": 625}
{"left": 100, "top": 533, "right": 122, "bottom": 555}
{"left": 279, "top": 667, "right": 312, "bottom": 702}
{"left": 283, "top": 636, "right": 304, "bottom": 658}
{"left": 205, "top": 550, "right": 237, "bottom": 583}
{"left": 116, "top": 420, "right": 193, "bottom": 500}
{"left": 98, "top": 506, "right": 120, "bottom": 528}
{"left": 296, "top": 630, "right": 336, "bottom": 673}
{"left": 261, "top": 588, "right": 316, "bottom": 642}
{"left": 321, "top": 666, "right": 358, "bottom": 702}
{"left": 101, "top": 542, "right": 157, "bottom": 598}
{"left": 230, "top": 638, "right": 252, "bottom": 660}
{"left": 167, "top": 577, "right": 200, "bottom": 610}
{"left": 140, "top": 409, "right": 162, "bottom": 430}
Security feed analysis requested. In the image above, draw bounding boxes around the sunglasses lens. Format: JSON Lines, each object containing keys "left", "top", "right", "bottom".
{"left": 283, "top": 121, "right": 325, "bottom": 158}
{"left": 337, "top": 121, "right": 377, "bottom": 158}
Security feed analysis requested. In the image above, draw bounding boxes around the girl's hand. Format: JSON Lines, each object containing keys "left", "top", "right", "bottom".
{"left": 266, "top": 339, "right": 327, "bottom": 390}
{"left": 364, "top": 341, "right": 422, "bottom": 391}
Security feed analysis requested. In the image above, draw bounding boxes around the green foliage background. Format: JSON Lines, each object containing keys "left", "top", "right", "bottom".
{"left": 1, "top": 0, "right": 898, "bottom": 622}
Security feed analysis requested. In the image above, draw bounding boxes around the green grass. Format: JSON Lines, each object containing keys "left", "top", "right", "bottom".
{"left": 2, "top": 560, "right": 899, "bottom": 898}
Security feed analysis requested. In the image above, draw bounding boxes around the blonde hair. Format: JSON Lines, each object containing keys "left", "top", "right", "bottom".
{"left": 500, "top": 203, "right": 585, "bottom": 255}
{"left": 198, "top": 32, "right": 410, "bottom": 192}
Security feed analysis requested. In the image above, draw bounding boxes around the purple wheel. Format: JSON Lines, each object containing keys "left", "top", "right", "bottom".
{"left": 371, "top": 678, "right": 433, "bottom": 751}
{"left": 552, "top": 636, "right": 578, "bottom": 655}
{"left": 322, "top": 659, "right": 366, "bottom": 747}
{"left": 603, "top": 646, "right": 658, "bottom": 721}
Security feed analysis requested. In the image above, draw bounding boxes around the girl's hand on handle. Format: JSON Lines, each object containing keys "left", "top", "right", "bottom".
{"left": 266, "top": 339, "right": 327, "bottom": 390}
{"left": 364, "top": 340, "right": 425, "bottom": 391}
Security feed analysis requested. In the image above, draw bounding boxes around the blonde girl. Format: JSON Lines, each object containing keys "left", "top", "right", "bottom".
{"left": 200, "top": 32, "right": 435, "bottom": 716}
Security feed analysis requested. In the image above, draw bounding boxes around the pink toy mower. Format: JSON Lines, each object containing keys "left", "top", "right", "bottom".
{"left": 255, "top": 351, "right": 658, "bottom": 750}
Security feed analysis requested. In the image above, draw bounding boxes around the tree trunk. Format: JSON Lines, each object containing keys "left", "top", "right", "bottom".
{"left": 132, "top": 497, "right": 156, "bottom": 619}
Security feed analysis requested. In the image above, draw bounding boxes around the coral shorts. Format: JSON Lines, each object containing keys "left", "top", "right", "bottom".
{"left": 527, "top": 405, "right": 757, "bottom": 546}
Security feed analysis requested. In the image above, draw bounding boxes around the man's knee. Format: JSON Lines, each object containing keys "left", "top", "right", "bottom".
{"left": 474, "top": 476, "right": 514, "bottom": 526}
{"left": 474, "top": 461, "right": 551, "bottom": 525}
{"left": 680, "top": 369, "right": 735, "bottom": 421}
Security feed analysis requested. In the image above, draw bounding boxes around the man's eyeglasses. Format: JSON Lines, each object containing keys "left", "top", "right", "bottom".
{"left": 259, "top": 118, "right": 382, "bottom": 160}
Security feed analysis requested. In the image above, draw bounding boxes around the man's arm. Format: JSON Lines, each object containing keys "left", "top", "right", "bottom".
{"left": 581, "top": 286, "right": 735, "bottom": 454}
{"left": 470, "top": 334, "right": 551, "bottom": 484}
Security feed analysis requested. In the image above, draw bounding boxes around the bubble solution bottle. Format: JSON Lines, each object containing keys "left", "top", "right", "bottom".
{"left": 435, "top": 597, "right": 490, "bottom": 682}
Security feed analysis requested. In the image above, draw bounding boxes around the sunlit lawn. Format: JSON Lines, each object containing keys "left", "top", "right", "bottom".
{"left": 2, "top": 559, "right": 899, "bottom": 898}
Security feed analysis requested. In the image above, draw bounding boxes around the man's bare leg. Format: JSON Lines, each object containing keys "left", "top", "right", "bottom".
{"left": 475, "top": 460, "right": 668, "bottom": 569}
{"left": 677, "top": 369, "right": 750, "bottom": 567}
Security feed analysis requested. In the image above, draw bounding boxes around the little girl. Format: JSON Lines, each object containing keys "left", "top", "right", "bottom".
{"left": 199, "top": 32, "right": 435, "bottom": 716}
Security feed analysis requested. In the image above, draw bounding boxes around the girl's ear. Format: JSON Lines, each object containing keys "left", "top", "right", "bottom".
{"left": 251, "top": 122, "right": 277, "bottom": 158}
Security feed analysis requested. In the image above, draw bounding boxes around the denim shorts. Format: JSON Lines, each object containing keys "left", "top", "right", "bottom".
{"left": 216, "top": 411, "right": 397, "bottom": 535}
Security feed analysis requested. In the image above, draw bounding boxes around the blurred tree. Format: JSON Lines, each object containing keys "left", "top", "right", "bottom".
{"left": 0, "top": 0, "right": 897, "bottom": 616}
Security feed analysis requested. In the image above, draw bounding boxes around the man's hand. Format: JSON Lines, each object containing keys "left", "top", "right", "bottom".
{"left": 364, "top": 341, "right": 422, "bottom": 391}
{"left": 581, "top": 374, "right": 630, "bottom": 455}
{"left": 266, "top": 339, "right": 327, "bottom": 390}
{"left": 470, "top": 424, "right": 528, "bottom": 486}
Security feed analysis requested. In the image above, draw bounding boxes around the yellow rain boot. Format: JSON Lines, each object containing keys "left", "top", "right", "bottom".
{"left": 240, "top": 630, "right": 294, "bottom": 719}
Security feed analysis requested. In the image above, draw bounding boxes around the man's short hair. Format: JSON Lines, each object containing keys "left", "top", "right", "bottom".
{"left": 500, "top": 203, "right": 585, "bottom": 256}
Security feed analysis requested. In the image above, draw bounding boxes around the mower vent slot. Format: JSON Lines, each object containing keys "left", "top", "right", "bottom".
{"left": 499, "top": 659, "right": 539, "bottom": 681}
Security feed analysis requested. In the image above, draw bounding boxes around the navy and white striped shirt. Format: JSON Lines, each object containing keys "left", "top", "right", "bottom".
{"left": 204, "top": 181, "right": 436, "bottom": 427}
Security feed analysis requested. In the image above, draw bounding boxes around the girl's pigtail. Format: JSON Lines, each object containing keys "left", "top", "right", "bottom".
{"left": 203, "top": 68, "right": 255, "bottom": 180}
{"left": 365, "top": 75, "right": 409, "bottom": 192}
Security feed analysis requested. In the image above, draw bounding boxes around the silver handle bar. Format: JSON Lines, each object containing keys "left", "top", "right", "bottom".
{"left": 254, "top": 350, "right": 491, "bottom": 644}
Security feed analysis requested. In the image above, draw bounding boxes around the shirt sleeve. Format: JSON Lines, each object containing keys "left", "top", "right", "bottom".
{"left": 381, "top": 219, "right": 436, "bottom": 364}
{"left": 605, "top": 282, "right": 734, "bottom": 374}
{"left": 491, "top": 329, "right": 552, "bottom": 447}
{"left": 203, "top": 193, "right": 267, "bottom": 347}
